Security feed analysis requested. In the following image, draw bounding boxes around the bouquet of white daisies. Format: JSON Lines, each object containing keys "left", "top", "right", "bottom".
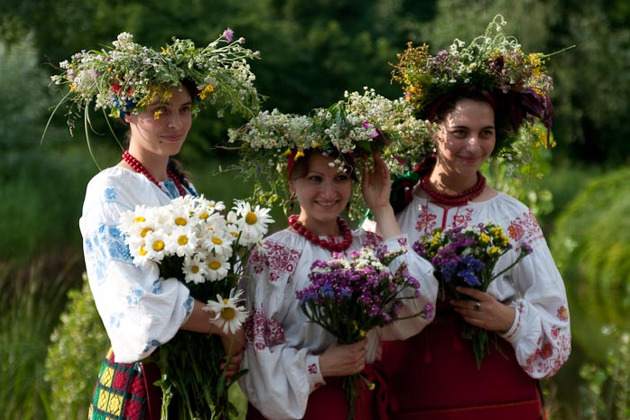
{"left": 119, "top": 194, "right": 273, "bottom": 419}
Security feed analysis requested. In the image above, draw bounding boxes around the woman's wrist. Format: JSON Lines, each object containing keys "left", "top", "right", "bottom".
{"left": 370, "top": 205, "right": 401, "bottom": 239}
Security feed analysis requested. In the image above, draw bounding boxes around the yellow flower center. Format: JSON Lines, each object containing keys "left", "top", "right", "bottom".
{"left": 245, "top": 211, "right": 258, "bottom": 225}
{"left": 190, "top": 265, "right": 200, "bottom": 274}
{"left": 139, "top": 246, "right": 148, "bottom": 256}
{"left": 221, "top": 307, "right": 236, "bottom": 321}
{"left": 175, "top": 217, "right": 187, "bottom": 226}
{"left": 208, "top": 261, "right": 221, "bottom": 270}
{"left": 152, "top": 240, "right": 165, "bottom": 252}
{"left": 212, "top": 237, "right": 223, "bottom": 245}
{"left": 134, "top": 216, "right": 146, "bottom": 223}
{"left": 199, "top": 212, "right": 210, "bottom": 220}
{"left": 140, "top": 227, "right": 153, "bottom": 238}
{"left": 177, "top": 235, "right": 188, "bottom": 246}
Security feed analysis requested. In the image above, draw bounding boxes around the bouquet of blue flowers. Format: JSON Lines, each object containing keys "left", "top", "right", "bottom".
{"left": 412, "top": 222, "right": 532, "bottom": 367}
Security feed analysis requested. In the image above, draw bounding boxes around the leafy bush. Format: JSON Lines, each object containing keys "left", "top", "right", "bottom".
{"left": 579, "top": 328, "right": 630, "bottom": 420}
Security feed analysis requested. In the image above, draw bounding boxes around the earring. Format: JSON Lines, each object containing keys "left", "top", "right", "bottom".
{"left": 289, "top": 192, "right": 296, "bottom": 213}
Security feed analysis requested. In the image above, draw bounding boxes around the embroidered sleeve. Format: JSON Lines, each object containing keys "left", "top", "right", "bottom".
{"left": 239, "top": 238, "right": 325, "bottom": 420}
{"left": 80, "top": 181, "right": 191, "bottom": 363}
{"left": 500, "top": 211, "right": 571, "bottom": 378}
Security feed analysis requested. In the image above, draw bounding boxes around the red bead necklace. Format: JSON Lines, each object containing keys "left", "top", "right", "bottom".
{"left": 122, "top": 150, "right": 187, "bottom": 197}
{"left": 288, "top": 214, "right": 353, "bottom": 253}
{"left": 421, "top": 171, "right": 486, "bottom": 206}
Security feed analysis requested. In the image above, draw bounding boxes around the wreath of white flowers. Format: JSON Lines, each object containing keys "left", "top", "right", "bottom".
{"left": 227, "top": 87, "right": 435, "bottom": 219}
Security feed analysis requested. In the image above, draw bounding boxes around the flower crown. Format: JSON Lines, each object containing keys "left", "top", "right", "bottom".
{"left": 227, "top": 87, "right": 434, "bottom": 219}
{"left": 392, "top": 14, "right": 561, "bottom": 157}
{"left": 50, "top": 30, "right": 261, "bottom": 135}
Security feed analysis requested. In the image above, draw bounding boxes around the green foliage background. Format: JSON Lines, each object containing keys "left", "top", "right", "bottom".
{"left": 2, "top": 0, "right": 630, "bottom": 418}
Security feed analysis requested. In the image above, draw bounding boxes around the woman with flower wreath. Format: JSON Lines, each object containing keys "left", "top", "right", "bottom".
{"left": 50, "top": 30, "right": 261, "bottom": 419}
{"left": 228, "top": 97, "right": 439, "bottom": 420}
{"left": 372, "top": 15, "right": 571, "bottom": 420}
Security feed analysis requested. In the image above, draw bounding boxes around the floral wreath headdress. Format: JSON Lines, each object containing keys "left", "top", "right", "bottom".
{"left": 227, "top": 87, "right": 435, "bottom": 220}
{"left": 393, "top": 14, "right": 568, "bottom": 159}
{"left": 47, "top": 29, "right": 261, "bottom": 140}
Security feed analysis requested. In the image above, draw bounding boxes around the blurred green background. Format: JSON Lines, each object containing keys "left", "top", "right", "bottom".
{"left": 2, "top": 0, "right": 630, "bottom": 418}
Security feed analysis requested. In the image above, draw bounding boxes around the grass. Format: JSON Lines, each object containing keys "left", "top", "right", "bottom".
{"left": 0, "top": 252, "right": 83, "bottom": 419}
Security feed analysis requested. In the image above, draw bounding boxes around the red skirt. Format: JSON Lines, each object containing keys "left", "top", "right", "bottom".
{"left": 246, "top": 364, "right": 389, "bottom": 420}
{"left": 380, "top": 313, "right": 544, "bottom": 420}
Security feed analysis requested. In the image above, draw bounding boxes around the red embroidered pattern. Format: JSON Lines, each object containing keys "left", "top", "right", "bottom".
{"left": 308, "top": 363, "right": 319, "bottom": 375}
{"left": 452, "top": 209, "right": 474, "bottom": 227}
{"left": 245, "top": 308, "right": 286, "bottom": 351}
{"left": 415, "top": 204, "right": 437, "bottom": 233}
{"left": 557, "top": 305, "right": 569, "bottom": 321}
{"left": 248, "top": 240, "right": 301, "bottom": 283}
{"left": 522, "top": 303, "right": 572, "bottom": 377}
{"left": 539, "top": 342, "right": 553, "bottom": 359}
{"left": 363, "top": 231, "right": 380, "bottom": 248}
{"left": 508, "top": 210, "right": 544, "bottom": 244}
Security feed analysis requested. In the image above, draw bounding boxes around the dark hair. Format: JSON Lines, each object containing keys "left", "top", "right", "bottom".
{"left": 168, "top": 158, "right": 192, "bottom": 189}
{"left": 289, "top": 149, "right": 357, "bottom": 182}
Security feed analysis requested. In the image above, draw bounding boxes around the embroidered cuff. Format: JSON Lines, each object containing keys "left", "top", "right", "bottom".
{"left": 306, "top": 354, "right": 325, "bottom": 391}
{"left": 501, "top": 300, "right": 524, "bottom": 342}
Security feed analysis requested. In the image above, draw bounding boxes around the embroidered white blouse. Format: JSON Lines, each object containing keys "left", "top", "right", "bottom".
{"left": 79, "top": 167, "right": 196, "bottom": 363}
{"left": 397, "top": 192, "right": 571, "bottom": 378}
{"left": 238, "top": 228, "right": 438, "bottom": 420}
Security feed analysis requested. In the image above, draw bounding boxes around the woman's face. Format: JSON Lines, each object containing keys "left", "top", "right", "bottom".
{"left": 290, "top": 153, "right": 352, "bottom": 232}
{"left": 435, "top": 98, "right": 496, "bottom": 177}
{"left": 125, "top": 86, "right": 193, "bottom": 157}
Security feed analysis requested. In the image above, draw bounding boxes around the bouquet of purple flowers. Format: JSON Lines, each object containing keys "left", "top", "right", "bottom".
{"left": 296, "top": 245, "right": 433, "bottom": 419}
{"left": 412, "top": 222, "right": 532, "bottom": 367}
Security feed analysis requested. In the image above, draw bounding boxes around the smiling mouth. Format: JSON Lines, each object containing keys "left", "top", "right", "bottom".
{"left": 316, "top": 200, "right": 339, "bottom": 208}
{"left": 162, "top": 134, "right": 184, "bottom": 141}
